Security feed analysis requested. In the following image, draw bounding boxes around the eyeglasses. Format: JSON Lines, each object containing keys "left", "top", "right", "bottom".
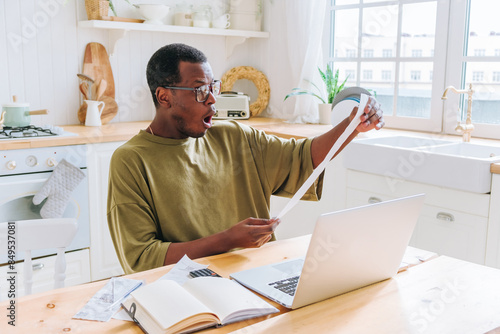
{"left": 163, "top": 80, "right": 222, "bottom": 103}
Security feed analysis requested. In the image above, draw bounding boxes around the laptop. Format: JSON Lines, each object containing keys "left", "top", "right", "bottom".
{"left": 230, "top": 194, "right": 425, "bottom": 309}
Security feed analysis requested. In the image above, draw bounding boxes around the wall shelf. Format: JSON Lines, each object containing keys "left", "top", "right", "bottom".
{"left": 78, "top": 20, "right": 269, "bottom": 57}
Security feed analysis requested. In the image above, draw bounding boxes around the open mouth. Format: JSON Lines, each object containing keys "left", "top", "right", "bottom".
{"left": 203, "top": 115, "right": 213, "bottom": 127}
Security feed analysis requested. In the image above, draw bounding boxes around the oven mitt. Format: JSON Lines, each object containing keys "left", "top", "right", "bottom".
{"left": 32, "top": 159, "right": 85, "bottom": 219}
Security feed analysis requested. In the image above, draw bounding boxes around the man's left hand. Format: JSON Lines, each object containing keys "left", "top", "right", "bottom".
{"left": 350, "top": 96, "right": 385, "bottom": 132}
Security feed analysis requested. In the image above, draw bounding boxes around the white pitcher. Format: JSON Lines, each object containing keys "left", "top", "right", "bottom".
{"left": 85, "top": 100, "right": 105, "bottom": 127}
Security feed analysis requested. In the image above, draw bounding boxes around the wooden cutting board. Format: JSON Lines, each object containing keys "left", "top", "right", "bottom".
{"left": 82, "top": 43, "right": 115, "bottom": 98}
{"left": 78, "top": 96, "right": 118, "bottom": 125}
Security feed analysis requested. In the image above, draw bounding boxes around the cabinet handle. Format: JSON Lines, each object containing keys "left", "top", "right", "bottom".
{"left": 32, "top": 263, "right": 45, "bottom": 271}
{"left": 436, "top": 212, "right": 455, "bottom": 222}
{"left": 368, "top": 196, "right": 382, "bottom": 204}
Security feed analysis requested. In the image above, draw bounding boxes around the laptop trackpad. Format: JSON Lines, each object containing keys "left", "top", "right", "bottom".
{"left": 273, "top": 258, "right": 304, "bottom": 276}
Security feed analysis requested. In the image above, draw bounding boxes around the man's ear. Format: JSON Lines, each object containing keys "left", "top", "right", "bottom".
{"left": 156, "top": 87, "right": 171, "bottom": 108}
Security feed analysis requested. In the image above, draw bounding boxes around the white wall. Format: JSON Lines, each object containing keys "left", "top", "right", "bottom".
{"left": 0, "top": 0, "right": 299, "bottom": 127}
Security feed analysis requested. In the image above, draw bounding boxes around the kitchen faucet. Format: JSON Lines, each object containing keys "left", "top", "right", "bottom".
{"left": 441, "top": 84, "right": 475, "bottom": 142}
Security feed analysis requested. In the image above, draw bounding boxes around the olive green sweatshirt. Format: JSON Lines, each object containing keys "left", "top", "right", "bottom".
{"left": 107, "top": 120, "right": 323, "bottom": 274}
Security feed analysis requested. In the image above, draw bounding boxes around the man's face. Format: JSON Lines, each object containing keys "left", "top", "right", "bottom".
{"left": 165, "top": 61, "right": 217, "bottom": 139}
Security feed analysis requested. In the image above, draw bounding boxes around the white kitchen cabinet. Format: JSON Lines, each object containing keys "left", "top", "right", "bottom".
{"left": 0, "top": 249, "right": 90, "bottom": 301}
{"left": 486, "top": 173, "right": 500, "bottom": 269}
{"left": 345, "top": 170, "right": 490, "bottom": 265}
{"left": 87, "top": 141, "right": 126, "bottom": 281}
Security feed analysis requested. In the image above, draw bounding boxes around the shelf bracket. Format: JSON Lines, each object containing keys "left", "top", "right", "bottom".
{"left": 107, "top": 29, "right": 127, "bottom": 57}
{"left": 225, "top": 36, "right": 247, "bottom": 58}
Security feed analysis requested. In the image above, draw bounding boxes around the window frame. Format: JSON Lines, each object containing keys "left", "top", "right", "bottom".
{"left": 325, "top": 0, "right": 449, "bottom": 133}
{"left": 443, "top": 0, "right": 500, "bottom": 139}
{"left": 325, "top": 0, "right": 500, "bottom": 139}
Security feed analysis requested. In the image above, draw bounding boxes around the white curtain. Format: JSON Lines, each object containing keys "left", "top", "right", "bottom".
{"left": 271, "top": 0, "right": 328, "bottom": 123}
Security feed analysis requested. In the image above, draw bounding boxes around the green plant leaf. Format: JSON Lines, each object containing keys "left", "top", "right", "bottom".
{"left": 107, "top": 0, "right": 118, "bottom": 16}
{"left": 284, "top": 90, "right": 326, "bottom": 104}
{"left": 284, "top": 64, "right": 349, "bottom": 106}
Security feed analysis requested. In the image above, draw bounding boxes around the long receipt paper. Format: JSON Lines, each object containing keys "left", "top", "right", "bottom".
{"left": 276, "top": 94, "right": 369, "bottom": 219}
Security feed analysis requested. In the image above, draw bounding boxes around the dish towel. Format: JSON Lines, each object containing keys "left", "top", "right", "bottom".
{"left": 33, "top": 159, "right": 86, "bottom": 219}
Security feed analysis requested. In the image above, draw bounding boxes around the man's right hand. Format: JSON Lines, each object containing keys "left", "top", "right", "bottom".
{"left": 224, "top": 217, "right": 281, "bottom": 249}
{"left": 164, "top": 217, "right": 280, "bottom": 266}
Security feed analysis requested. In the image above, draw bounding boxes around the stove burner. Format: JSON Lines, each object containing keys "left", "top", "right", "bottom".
{"left": 0, "top": 125, "right": 58, "bottom": 139}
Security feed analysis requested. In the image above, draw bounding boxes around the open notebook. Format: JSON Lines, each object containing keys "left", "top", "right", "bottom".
{"left": 121, "top": 276, "right": 278, "bottom": 334}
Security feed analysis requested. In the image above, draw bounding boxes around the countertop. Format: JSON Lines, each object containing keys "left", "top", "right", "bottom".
{"left": 1, "top": 117, "right": 499, "bottom": 174}
{"left": 0, "top": 118, "right": 330, "bottom": 150}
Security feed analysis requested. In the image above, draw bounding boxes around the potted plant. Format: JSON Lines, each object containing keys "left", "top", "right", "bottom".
{"left": 284, "top": 64, "right": 349, "bottom": 124}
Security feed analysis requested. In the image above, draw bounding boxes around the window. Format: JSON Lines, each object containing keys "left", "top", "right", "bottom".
{"left": 327, "top": 0, "right": 500, "bottom": 139}
{"left": 382, "top": 70, "right": 392, "bottom": 81}
{"left": 474, "top": 49, "right": 485, "bottom": 56}
{"left": 445, "top": 0, "right": 500, "bottom": 135}
{"left": 328, "top": 0, "right": 442, "bottom": 130}
{"left": 346, "top": 49, "right": 356, "bottom": 58}
{"left": 411, "top": 71, "right": 421, "bottom": 81}
{"left": 493, "top": 72, "right": 500, "bottom": 82}
{"left": 363, "top": 49, "right": 374, "bottom": 58}
{"left": 472, "top": 71, "right": 484, "bottom": 81}
{"left": 412, "top": 49, "right": 423, "bottom": 57}
{"left": 345, "top": 69, "right": 356, "bottom": 80}
{"left": 363, "top": 70, "right": 373, "bottom": 80}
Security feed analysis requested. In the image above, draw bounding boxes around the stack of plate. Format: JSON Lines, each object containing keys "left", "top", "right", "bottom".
{"left": 229, "top": 0, "right": 262, "bottom": 31}
{"left": 331, "top": 87, "right": 371, "bottom": 126}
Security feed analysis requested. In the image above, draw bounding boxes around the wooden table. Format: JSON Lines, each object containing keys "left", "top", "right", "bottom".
{"left": 2, "top": 236, "right": 500, "bottom": 333}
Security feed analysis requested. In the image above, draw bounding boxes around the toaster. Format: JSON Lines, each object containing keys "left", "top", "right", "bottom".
{"left": 214, "top": 92, "right": 250, "bottom": 119}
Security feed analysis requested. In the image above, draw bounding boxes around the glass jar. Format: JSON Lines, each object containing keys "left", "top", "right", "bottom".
{"left": 192, "top": 5, "right": 212, "bottom": 28}
{"left": 174, "top": 3, "right": 193, "bottom": 26}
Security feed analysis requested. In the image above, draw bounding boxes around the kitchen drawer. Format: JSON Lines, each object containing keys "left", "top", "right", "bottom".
{"left": 346, "top": 170, "right": 490, "bottom": 217}
{"left": 346, "top": 188, "right": 488, "bottom": 264}
{"left": 0, "top": 248, "right": 90, "bottom": 301}
{"left": 414, "top": 205, "right": 488, "bottom": 264}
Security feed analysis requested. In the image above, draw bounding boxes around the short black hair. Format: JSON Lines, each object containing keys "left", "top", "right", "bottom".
{"left": 146, "top": 43, "right": 208, "bottom": 107}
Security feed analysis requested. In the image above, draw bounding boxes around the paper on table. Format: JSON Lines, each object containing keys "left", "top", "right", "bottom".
{"left": 73, "top": 277, "right": 144, "bottom": 322}
{"left": 276, "top": 94, "right": 369, "bottom": 219}
{"left": 158, "top": 254, "right": 208, "bottom": 284}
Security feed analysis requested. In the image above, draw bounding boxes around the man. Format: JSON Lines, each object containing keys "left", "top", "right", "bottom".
{"left": 108, "top": 43, "right": 384, "bottom": 274}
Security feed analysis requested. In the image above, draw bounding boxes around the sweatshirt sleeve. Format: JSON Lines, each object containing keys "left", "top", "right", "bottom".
{"left": 107, "top": 146, "right": 169, "bottom": 274}
{"left": 240, "top": 123, "right": 324, "bottom": 201}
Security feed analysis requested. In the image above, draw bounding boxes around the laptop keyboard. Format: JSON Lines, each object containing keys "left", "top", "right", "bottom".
{"left": 268, "top": 276, "right": 300, "bottom": 296}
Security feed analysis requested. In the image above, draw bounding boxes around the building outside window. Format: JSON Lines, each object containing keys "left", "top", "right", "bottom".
{"left": 363, "top": 49, "right": 374, "bottom": 58}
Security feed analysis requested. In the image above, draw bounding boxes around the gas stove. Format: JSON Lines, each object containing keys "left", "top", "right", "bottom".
{"left": 0, "top": 125, "right": 74, "bottom": 140}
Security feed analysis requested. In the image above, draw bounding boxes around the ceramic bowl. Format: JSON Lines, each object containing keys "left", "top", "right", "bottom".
{"left": 137, "top": 4, "right": 170, "bottom": 25}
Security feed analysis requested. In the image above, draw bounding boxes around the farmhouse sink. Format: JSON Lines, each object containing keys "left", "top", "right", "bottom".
{"left": 343, "top": 136, "right": 500, "bottom": 193}
{"left": 353, "top": 135, "right": 453, "bottom": 149}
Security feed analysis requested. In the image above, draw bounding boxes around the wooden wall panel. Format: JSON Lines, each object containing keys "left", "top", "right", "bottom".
{"left": 0, "top": 0, "right": 277, "bottom": 126}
